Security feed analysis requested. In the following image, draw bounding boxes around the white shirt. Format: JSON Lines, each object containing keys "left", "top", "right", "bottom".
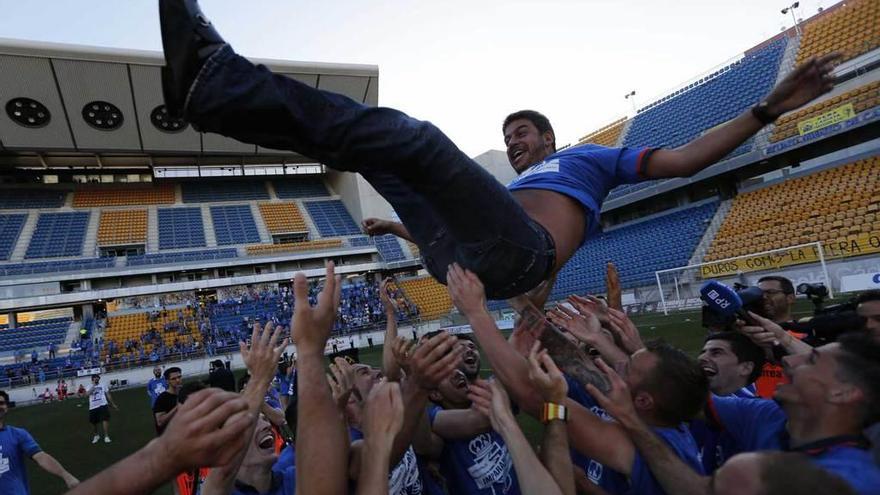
{"left": 89, "top": 384, "right": 108, "bottom": 410}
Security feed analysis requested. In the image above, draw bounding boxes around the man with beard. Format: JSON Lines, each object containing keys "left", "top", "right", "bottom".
{"left": 754, "top": 276, "right": 807, "bottom": 398}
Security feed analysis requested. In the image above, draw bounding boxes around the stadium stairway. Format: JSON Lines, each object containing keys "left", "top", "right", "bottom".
{"left": 147, "top": 207, "right": 160, "bottom": 252}
{"left": 9, "top": 212, "right": 37, "bottom": 262}
{"left": 614, "top": 118, "right": 633, "bottom": 147}
{"left": 200, "top": 205, "right": 218, "bottom": 247}
{"left": 687, "top": 198, "right": 733, "bottom": 267}
{"left": 297, "top": 199, "right": 321, "bottom": 239}
{"left": 266, "top": 181, "right": 279, "bottom": 200}
{"left": 82, "top": 209, "right": 101, "bottom": 257}
{"left": 758, "top": 33, "right": 803, "bottom": 150}
{"left": 63, "top": 319, "right": 81, "bottom": 347}
{"left": 249, "top": 203, "right": 273, "bottom": 243}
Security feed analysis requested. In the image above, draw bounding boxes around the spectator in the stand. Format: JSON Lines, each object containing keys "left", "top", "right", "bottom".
{"left": 87, "top": 374, "right": 118, "bottom": 444}
{"left": 0, "top": 389, "right": 80, "bottom": 492}
{"left": 30, "top": 350, "right": 38, "bottom": 365}
{"left": 154, "top": 367, "right": 183, "bottom": 436}
{"left": 147, "top": 366, "right": 168, "bottom": 409}
{"left": 48, "top": 343, "right": 56, "bottom": 360}
{"left": 208, "top": 359, "right": 236, "bottom": 392}
{"left": 856, "top": 290, "right": 880, "bottom": 340}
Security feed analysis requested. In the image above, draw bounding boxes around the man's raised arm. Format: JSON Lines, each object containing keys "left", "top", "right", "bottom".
{"left": 644, "top": 54, "right": 840, "bottom": 179}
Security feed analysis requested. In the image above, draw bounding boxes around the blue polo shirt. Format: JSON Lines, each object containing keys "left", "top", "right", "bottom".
{"left": 272, "top": 444, "right": 295, "bottom": 474}
{"left": 690, "top": 387, "right": 764, "bottom": 473}
{"left": 0, "top": 426, "right": 42, "bottom": 495}
{"left": 147, "top": 377, "right": 168, "bottom": 408}
{"left": 507, "top": 144, "right": 652, "bottom": 240}
{"left": 427, "top": 405, "right": 520, "bottom": 495}
{"left": 231, "top": 466, "right": 295, "bottom": 495}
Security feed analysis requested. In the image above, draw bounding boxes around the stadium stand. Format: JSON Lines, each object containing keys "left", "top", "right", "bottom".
{"left": 102, "top": 309, "right": 201, "bottom": 360}
{"left": 373, "top": 234, "right": 406, "bottom": 262}
{"left": 210, "top": 205, "right": 262, "bottom": 246}
{"left": 73, "top": 185, "right": 175, "bottom": 207}
{"left": 349, "top": 236, "right": 371, "bottom": 247}
{"left": 258, "top": 202, "right": 308, "bottom": 234}
{"left": 623, "top": 38, "right": 787, "bottom": 153}
{"left": 705, "top": 158, "right": 880, "bottom": 261}
{"left": 25, "top": 211, "right": 90, "bottom": 259}
{"left": 181, "top": 180, "right": 270, "bottom": 203}
{"left": 273, "top": 177, "right": 330, "bottom": 199}
{"left": 795, "top": 0, "right": 880, "bottom": 65}
{"left": 157, "top": 207, "right": 206, "bottom": 249}
{"left": 126, "top": 248, "right": 238, "bottom": 266}
{"left": 304, "top": 200, "right": 361, "bottom": 236}
{"left": 97, "top": 210, "right": 148, "bottom": 246}
{"left": 398, "top": 276, "right": 453, "bottom": 320}
{"left": 770, "top": 80, "right": 880, "bottom": 142}
{"left": 548, "top": 201, "right": 719, "bottom": 298}
{"left": 0, "top": 190, "right": 66, "bottom": 209}
{"left": 0, "top": 258, "right": 115, "bottom": 277}
{"left": 0, "top": 214, "right": 27, "bottom": 261}
{"left": 244, "top": 239, "right": 342, "bottom": 256}
{"left": 577, "top": 118, "right": 627, "bottom": 147}
{"left": 0, "top": 317, "right": 72, "bottom": 352}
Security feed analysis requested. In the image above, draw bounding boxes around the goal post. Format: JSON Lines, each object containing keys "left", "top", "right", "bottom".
{"left": 654, "top": 241, "right": 833, "bottom": 315}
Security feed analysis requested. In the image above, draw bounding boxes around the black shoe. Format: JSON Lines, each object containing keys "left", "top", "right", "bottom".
{"left": 159, "top": 0, "right": 226, "bottom": 118}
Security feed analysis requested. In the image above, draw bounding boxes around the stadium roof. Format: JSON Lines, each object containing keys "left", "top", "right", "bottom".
{"left": 0, "top": 37, "right": 378, "bottom": 158}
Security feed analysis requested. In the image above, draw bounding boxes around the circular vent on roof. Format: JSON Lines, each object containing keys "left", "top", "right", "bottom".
{"left": 82, "top": 101, "right": 124, "bottom": 130}
{"left": 150, "top": 104, "right": 188, "bottom": 133}
{"left": 6, "top": 97, "right": 51, "bottom": 128}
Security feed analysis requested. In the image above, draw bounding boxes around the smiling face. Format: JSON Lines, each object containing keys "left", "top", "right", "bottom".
{"left": 458, "top": 339, "right": 481, "bottom": 379}
{"left": 698, "top": 340, "right": 753, "bottom": 396}
{"left": 243, "top": 415, "right": 278, "bottom": 467}
{"left": 503, "top": 118, "right": 555, "bottom": 173}
{"left": 776, "top": 344, "right": 842, "bottom": 414}
{"left": 352, "top": 364, "right": 383, "bottom": 400}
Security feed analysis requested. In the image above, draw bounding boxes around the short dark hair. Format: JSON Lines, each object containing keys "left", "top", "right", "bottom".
{"left": 178, "top": 381, "right": 207, "bottom": 404}
{"left": 211, "top": 359, "right": 224, "bottom": 370}
{"left": 502, "top": 110, "right": 556, "bottom": 151}
{"left": 759, "top": 452, "right": 856, "bottom": 495}
{"left": 164, "top": 367, "right": 182, "bottom": 380}
{"left": 855, "top": 289, "right": 880, "bottom": 304}
{"left": 642, "top": 340, "right": 709, "bottom": 424}
{"left": 757, "top": 276, "right": 794, "bottom": 295}
{"left": 835, "top": 333, "right": 880, "bottom": 426}
{"left": 705, "top": 332, "right": 766, "bottom": 384}
{"left": 0, "top": 390, "right": 9, "bottom": 403}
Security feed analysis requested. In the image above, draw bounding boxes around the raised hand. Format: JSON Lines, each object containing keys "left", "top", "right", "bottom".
{"left": 327, "top": 357, "right": 357, "bottom": 409}
{"left": 292, "top": 262, "right": 341, "bottom": 354}
{"left": 527, "top": 341, "right": 568, "bottom": 404}
{"left": 546, "top": 303, "right": 605, "bottom": 347}
{"left": 362, "top": 218, "right": 394, "bottom": 236}
{"left": 408, "top": 332, "right": 464, "bottom": 390}
{"left": 467, "top": 379, "right": 513, "bottom": 431}
{"left": 447, "top": 263, "right": 488, "bottom": 318}
{"left": 379, "top": 277, "right": 398, "bottom": 314}
{"left": 765, "top": 52, "right": 842, "bottom": 117}
{"left": 584, "top": 358, "right": 638, "bottom": 428}
{"left": 154, "top": 388, "right": 252, "bottom": 470}
{"left": 391, "top": 337, "right": 416, "bottom": 376}
{"left": 240, "top": 320, "right": 287, "bottom": 385}
{"left": 607, "top": 308, "right": 645, "bottom": 354}
{"left": 362, "top": 380, "right": 405, "bottom": 451}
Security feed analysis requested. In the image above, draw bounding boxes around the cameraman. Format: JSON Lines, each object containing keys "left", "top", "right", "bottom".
{"left": 755, "top": 276, "right": 809, "bottom": 398}
{"left": 856, "top": 290, "right": 880, "bottom": 340}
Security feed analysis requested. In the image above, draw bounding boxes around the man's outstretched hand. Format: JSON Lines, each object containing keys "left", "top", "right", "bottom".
{"left": 362, "top": 218, "right": 394, "bottom": 236}
{"left": 447, "top": 263, "right": 487, "bottom": 318}
{"left": 585, "top": 358, "right": 639, "bottom": 429}
{"left": 765, "top": 52, "right": 842, "bottom": 118}
{"left": 292, "top": 262, "right": 341, "bottom": 354}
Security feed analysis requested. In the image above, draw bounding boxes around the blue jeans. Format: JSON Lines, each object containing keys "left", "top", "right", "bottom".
{"left": 185, "top": 45, "right": 555, "bottom": 299}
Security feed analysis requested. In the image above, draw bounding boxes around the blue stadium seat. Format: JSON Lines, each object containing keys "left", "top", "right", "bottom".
{"left": 0, "top": 257, "right": 114, "bottom": 277}
{"left": 210, "top": 205, "right": 261, "bottom": 246}
{"left": 0, "top": 317, "right": 72, "bottom": 352}
{"left": 273, "top": 178, "right": 330, "bottom": 199}
{"left": 349, "top": 236, "right": 372, "bottom": 247}
{"left": 126, "top": 248, "right": 238, "bottom": 266}
{"left": 0, "top": 190, "right": 66, "bottom": 209}
{"left": 158, "top": 207, "right": 206, "bottom": 249}
{"left": 374, "top": 234, "right": 405, "bottom": 262}
{"left": 0, "top": 214, "right": 27, "bottom": 261}
{"left": 25, "top": 212, "right": 90, "bottom": 259}
{"left": 181, "top": 181, "right": 270, "bottom": 203}
{"left": 304, "top": 200, "right": 360, "bottom": 236}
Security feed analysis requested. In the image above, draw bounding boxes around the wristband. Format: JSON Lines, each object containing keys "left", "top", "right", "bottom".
{"left": 542, "top": 402, "right": 568, "bottom": 423}
{"left": 751, "top": 101, "right": 779, "bottom": 125}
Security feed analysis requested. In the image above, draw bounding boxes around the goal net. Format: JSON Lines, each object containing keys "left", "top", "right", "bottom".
{"left": 653, "top": 241, "right": 833, "bottom": 315}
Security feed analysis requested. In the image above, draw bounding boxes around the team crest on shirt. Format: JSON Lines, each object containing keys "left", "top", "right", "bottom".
{"left": 466, "top": 434, "right": 515, "bottom": 494}
{"left": 509, "top": 158, "right": 560, "bottom": 184}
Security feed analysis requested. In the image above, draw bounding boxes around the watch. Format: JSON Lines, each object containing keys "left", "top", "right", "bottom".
{"left": 542, "top": 402, "right": 569, "bottom": 423}
{"left": 751, "top": 101, "right": 779, "bottom": 125}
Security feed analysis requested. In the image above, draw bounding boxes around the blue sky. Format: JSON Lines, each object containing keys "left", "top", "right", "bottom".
{"left": 0, "top": 0, "right": 835, "bottom": 156}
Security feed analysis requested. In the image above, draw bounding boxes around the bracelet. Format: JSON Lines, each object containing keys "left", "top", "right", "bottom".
{"left": 751, "top": 102, "right": 779, "bottom": 125}
{"left": 542, "top": 402, "right": 568, "bottom": 423}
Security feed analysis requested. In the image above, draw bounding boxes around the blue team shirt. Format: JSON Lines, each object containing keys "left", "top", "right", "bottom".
{"left": 507, "top": 144, "right": 651, "bottom": 240}
{"left": 0, "top": 426, "right": 42, "bottom": 495}
{"left": 690, "top": 387, "right": 763, "bottom": 473}
{"left": 428, "top": 405, "right": 520, "bottom": 495}
{"left": 231, "top": 466, "right": 295, "bottom": 495}
{"left": 147, "top": 378, "right": 168, "bottom": 408}
{"left": 272, "top": 444, "right": 296, "bottom": 474}
{"left": 709, "top": 396, "right": 880, "bottom": 494}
